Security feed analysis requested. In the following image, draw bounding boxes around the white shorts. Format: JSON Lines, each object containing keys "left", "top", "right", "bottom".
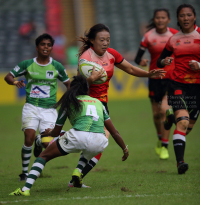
{"left": 58, "top": 129, "right": 108, "bottom": 160}
{"left": 22, "top": 103, "right": 57, "bottom": 133}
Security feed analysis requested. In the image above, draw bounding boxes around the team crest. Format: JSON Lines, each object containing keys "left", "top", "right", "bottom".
{"left": 46, "top": 71, "right": 54, "bottom": 79}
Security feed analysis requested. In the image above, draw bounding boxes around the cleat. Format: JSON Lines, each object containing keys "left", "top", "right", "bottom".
{"left": 164, "top": 108, "right": 175, "bottom": 130}
{"left": 34, "top": 134, "right": 42, "bottom": 157}
{"left": 9, "top": 188, "right": 30, "bottom": 196}
{"left": 19, "top": 173, "right": 28, "bottom": 181}
{"left": 160, "top": 147, "right": 169, "bottom": 159}
{"left": 68, "top": 181, "right": 91, "bottom": 188}
{"left": 72, "top": 169, "right": 83, "bottom": 188}
{"left": 178, "top": 162, "right": 189, "bottom": 174}
{"left": 155, "top": 140, "right": 162, "bottom": 155}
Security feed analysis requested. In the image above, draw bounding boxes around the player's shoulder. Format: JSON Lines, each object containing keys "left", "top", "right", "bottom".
{"left": 51, "top": 58, "right": 65, "bottom": 70}
{"left": 80, "top": 48, "right": 92, "bottom": 58}
{"left": 168, "top": 27, "right": 178, "bottom": 34}
{"left": 143, "top": 28, "right": 155, "bottom": 39}
{"left": 106, "top": 47, "right": 122, "bottom": 57}
{"left": 19, "top": 58, "right": 34, "bottom": 68}
{"left": 195, "top": 25, "right": 200, "bottom": 34}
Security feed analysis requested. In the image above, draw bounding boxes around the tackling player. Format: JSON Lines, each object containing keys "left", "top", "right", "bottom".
{"left": 9, "top": 75, "right": 129, "bottom": 196}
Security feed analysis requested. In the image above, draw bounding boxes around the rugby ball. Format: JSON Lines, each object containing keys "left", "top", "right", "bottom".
{"left": 78, "top": 59, "right": 107, "bottom": 84}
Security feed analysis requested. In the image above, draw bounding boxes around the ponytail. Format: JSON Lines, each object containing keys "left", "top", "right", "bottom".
{"left": 54, "top": 75, "right": 89, "bottom": 117}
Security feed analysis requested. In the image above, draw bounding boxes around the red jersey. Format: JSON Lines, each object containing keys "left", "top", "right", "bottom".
{"left": 165, "top": 26, "right": 200, "bottom": 84}
{"left": 140, "top": 27, "right": 178, "bottom": 79}
{"left": 79, "top": 47, "right": 124, "bottom": 102}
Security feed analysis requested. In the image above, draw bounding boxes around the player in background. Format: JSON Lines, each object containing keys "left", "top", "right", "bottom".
{"left": 67, "top": 23, "right": 166, "bottom": 187}
{"left": 134, "top": 9, "right": 178, "bottom": 160}
{"left": 4, "top": 33, "right": 70, "bottom": 181}
{"left": 157, "top": 4, "right": 200, "bottom": 174}
{"left": 9, "top": 75, "right": 129, "bottom": 196}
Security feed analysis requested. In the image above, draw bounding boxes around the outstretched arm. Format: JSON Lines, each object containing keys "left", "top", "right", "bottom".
{"left": 116, "top": 59, "right": 166, "bottom": 78}
{"left": 41, "top": 125, "right": 63, "bottom": 138}
{"left": 104, "top": 119, "right": 129, "bottom": 161}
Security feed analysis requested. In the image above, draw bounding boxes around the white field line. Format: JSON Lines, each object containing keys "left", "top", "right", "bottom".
{"left": 0, "top": 193, "right": 185, "bottom": 204}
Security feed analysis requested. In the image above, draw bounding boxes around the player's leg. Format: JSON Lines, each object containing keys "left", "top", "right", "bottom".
{"left": 69, "top": 152, "right": 102, "bottom": 187}
{"left": 20, "top": 129, "right": 36, "bottom": 181}
{"left": 20, "top": 103, "right": 39, "bottom": 181}
{"left": 150, "top": 99, "right": 162, "bottom": 155}
{"left": 186, "top": 109, "right": 199, "bottom": 135}
{"left": 173, "top": 109, "right": 189, "bottom": 174}
{"left": 10, "top": 140, "right": 66, "bottom": 196}
{"left": 159, "top": 95, "right": 171, "bottom": 159}
{"left": 70, "top": 131, "right": 108, "bottom": 188}
{"left": 34, "top": 107, "right": 58, "bottom": 157}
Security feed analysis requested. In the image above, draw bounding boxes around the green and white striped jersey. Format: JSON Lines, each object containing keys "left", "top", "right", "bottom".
{"left": 10, "top": 57, "right": 69, "bottom": 108}
{"left": 56, "top": 95, "right": 110, "bottom": 133}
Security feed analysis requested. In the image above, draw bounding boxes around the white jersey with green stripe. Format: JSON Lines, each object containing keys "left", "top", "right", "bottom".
{"left": 56, "top": 95, "right": 110, "bottom": 133}
{"left": 10, "top": 57, "right": 69, "bottom": 108}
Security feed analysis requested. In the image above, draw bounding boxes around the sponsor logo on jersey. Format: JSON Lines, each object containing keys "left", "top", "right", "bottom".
{"left": 30, "top": 85, "right": 50, "bottom": 98}
{"left": 46, "top": 71, "right": 54, "bottom": 79}
{"left": 102, "top": 62, "right": 108, "bottom": 66}
{"left": 152, "top": 39, "right": 157, "bottom": 45}
{"left": 184, "top": 40, "right": 191, "bottom": 44}
{"left": 14, "top": 66, "right": 20, "bottom": 72}
{"left": 160, "top": 41, "right": 167, "bottom": 44}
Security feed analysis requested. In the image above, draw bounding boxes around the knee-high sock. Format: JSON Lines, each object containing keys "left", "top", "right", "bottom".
{"left": 22, "top": 157, "right": 46, "bottom": 191}
{"left": 173, "top": 130, "right": 186, "bottom": 163}
{"left": 82, "top": 153, "right": 102, "bottom": 178}
{"left": 21, "top": 145, "right": 32, "bottom": 174}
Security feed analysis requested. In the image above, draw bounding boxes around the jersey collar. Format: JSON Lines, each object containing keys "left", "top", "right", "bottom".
{"left": 34, "top": 57, "right": 52, "bottom": 66}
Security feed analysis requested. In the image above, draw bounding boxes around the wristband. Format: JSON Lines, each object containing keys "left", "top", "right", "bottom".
{"left": 123, "top": 145, "right": 128, "bottom": 153}
{"left": 191, "top": 60, "right": 200, "bottom": 69}
{"left": 13, "top": 81, "right": 18, "bottom": 85}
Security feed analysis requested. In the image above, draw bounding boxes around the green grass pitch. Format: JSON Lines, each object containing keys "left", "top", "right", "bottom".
{"left": 0, "top": 99, "right": 200, "bottom": 205}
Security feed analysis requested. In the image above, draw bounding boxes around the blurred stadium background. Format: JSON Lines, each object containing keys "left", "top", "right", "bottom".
{"left": 0, "top": 0, "right": 200, "bottom": 104}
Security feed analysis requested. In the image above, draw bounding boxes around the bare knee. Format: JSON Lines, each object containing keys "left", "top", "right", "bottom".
{"left": 176, "top": 120, "right": 189, "bottom": 132}
{"left": 153, "top": 112, "right": 161, "bottom": 121}
{"left": 24, "top": 129, "right": 36, "bottom": 147}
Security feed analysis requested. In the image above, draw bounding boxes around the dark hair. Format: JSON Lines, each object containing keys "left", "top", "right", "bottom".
{"left": 77, "top": 23, "right": 110, "bottom": 57}
{"left": 176, "top": 4, "right": 196, "bottom": 28}
{"left": 35, "top": 33, "right": 55, "bottom": 46}
{"left": 54, "top": 75, "right": 89, "bottom": 117}
{"left": 146, "top": 8, "right": 170, "bottom": 31}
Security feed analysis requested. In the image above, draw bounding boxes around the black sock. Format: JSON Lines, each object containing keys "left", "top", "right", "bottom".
{"left": 173, "top": 130, "right": 186, "bottom": 163}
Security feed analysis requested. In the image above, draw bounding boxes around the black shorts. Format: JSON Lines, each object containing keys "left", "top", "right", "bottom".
{"left": 101, "top": 102, "right": 109, "bottom": 115}
{"left": 148, "top": 78, "right": 169, "bottom": 103}
{"left": 168, "top": 80, "right": 200, "bottom": 120}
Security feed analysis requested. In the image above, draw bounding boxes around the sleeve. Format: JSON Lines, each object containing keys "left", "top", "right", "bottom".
{"left": 169, "top": 27, "right": 178, "bottom": 34}
{"left": 102, "top": 105, "right": 110, "bottom": 121}
{"left": 55, "top": 62, "right": 70, "bottom": 82}
{"left": 10, "top": 61, "right": 28, "bottom": 77}
{"left": 107, "top": 48, "right": 124, "bottom": 64}
{"left": 140, "top": 33, "right": 148, "bottom": 48}
{"left": 157, "top": 48, "right": 173, "bottom": 68}
{"left": 134, "top": 48, "right": 146, "bottom": 65}
{"left": 56, "top": 108, "right": 68, "bottom": 126}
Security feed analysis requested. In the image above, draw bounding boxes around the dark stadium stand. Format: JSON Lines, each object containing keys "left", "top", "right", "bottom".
{"left": 95, "top": 0, "right": 200, "bottom": 54}
{"left": 0, "top": 0, "right": 45, "bottom": 70}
